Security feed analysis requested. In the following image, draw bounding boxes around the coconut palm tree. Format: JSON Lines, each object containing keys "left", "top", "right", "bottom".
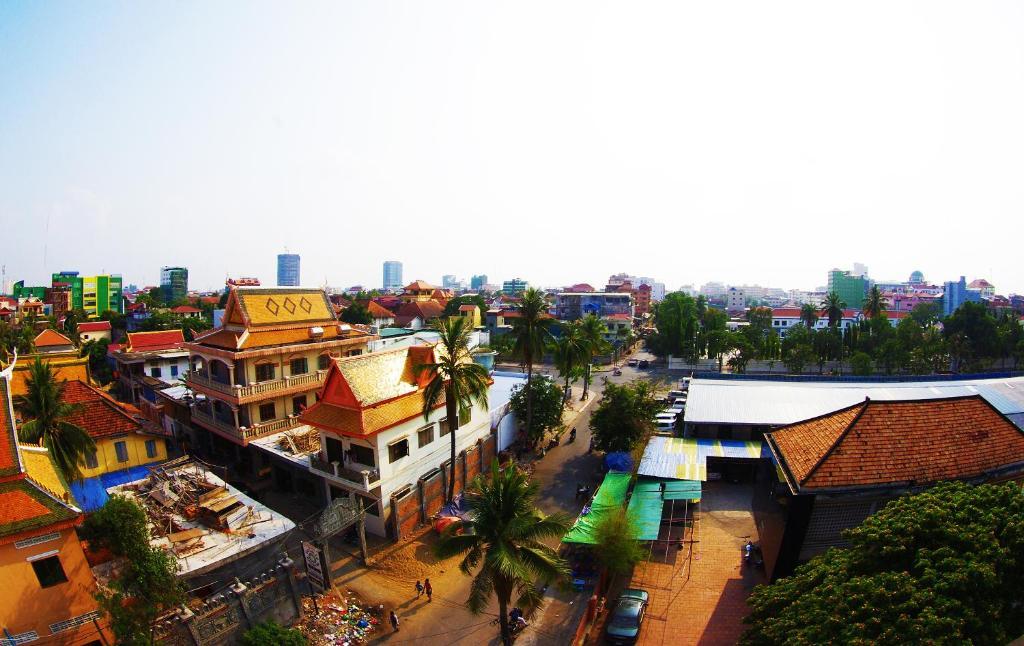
{"left": 863, "top": 285, "right": 888, "bottom": 319}
{"left": 419, "top": 317, "right": 491, "bottom": 503}
{"left": 435, "top": 462, "right": 570, "bottom": 646}
{"left": 509, "top": 288, "right": 554, "bottom": 438}
{"left": 578, "top": 314, "right": 610, "bottom": 400}
{"left": 799, "top": 303, "right": 819, "bottom": 331}
{"left": 822, "top": 292, "right": 846, "bottom": 327}
{"left": 550, "top": 320, "right": 585, "bottom": 409}
{"left": 17, "top": 357, "right": 95, "bottom": 483}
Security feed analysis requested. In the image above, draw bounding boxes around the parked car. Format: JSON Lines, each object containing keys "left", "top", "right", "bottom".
{"left": 638, "top": 360, "right": 650, "bottom": 369}
{"left": 669, "top": 402, "right": 685, "bottom": 413}
{"left": 667, "top": 390, "right": 686, "bottom": 402}
{"left": 627, "top": 359, "right": 639, "bottom": 367}
{"left": 605, "top": 589, "right": 649, "bottom": 644}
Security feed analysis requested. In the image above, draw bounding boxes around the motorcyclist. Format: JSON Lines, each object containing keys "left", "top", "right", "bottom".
{"left": 568, "top": 427, "right": 577, "bottom": 443}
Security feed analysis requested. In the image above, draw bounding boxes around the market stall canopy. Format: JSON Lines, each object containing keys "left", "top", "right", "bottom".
{"left": 627, "top": 479, "right": 702, "bottom": 541}
{"left": 638, "top": 436, "right": 766, "bottom": 481}
{"left": 562, "top": 472, "right": 631, "bottom": 544}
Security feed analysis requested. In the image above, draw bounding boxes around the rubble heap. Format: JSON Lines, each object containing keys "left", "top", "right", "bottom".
{"left": 277, "top": 427, "right": 321, "bottom": 455}
{"left": 298, "top": 590, "right": 380, "bottom": 645}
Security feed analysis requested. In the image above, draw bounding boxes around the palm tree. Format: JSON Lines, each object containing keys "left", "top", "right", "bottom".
{"left": 17, "top": 357, "right": 96, "bottom": 483}
{"left": 799, "top": 303, "right": 819, "bottom": 330}
{"left": 509, "top": 288, "right": 554, "bottom": 439}
{"left": 550, "top": 320, "right": 585, "bottom": 409}
{"left": 578, "top": 314, "right": 610, "bottom": 400}
{"left": 863, "top": 285, "right": 888, "bottom": 319}
{"left": 822, "top": 292, "right": 846, "bottom": 327}
{"left": 420, "top": 317, "right": 491, "bottom": 503}
{"left": 436, "top": 462, "right": 570, "bottom": 646}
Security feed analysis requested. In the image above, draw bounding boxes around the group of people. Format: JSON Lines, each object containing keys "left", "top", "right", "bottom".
{"left": 389, "top": 578, "right": 434, "bottom": 632}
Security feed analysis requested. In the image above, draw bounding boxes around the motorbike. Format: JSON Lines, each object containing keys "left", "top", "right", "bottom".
{"left": 547, "top": 436, "right": 560, "bottom": 450}
{"left": 568, "top": 428, "right": 577, "bottom": 443}
{"left": 743, "top": 541, "right": 764, "bottom": 568}
{"left": 613, "top": 368, "right": 622, "bottom": 376}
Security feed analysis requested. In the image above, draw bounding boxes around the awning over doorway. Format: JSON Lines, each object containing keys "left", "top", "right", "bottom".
{"left": 626, "top": 479, "right": 702, "bottom": 541}
{"left": 637, "top": 437, "right": 766, "bottom": 481}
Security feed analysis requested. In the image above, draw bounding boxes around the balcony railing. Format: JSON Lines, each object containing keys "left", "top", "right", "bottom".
{"left": 191, "top": 408, "right": 303, "bottom": 443}
{"left": 309, "top": 455, "right": 381, "bottom": 490}
{"left": 187, "top": 370, "right": 327, "bottom": 401}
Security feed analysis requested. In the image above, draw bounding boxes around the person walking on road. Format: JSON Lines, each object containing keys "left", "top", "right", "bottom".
{"left": 424, "top": 578, "right": 433, "bottom": 602}
{"left": 390, "top": 610, "right": 400, "bottom": 632}
{"left": 415, "top": 580, "right": 424, "bottom": 598}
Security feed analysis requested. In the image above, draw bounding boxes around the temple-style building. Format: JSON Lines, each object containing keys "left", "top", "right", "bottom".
{"left": 184, "top": 288, "right": 376, "bottom": 474}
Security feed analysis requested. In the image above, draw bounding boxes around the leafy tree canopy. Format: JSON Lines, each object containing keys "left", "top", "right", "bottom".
{"left": 442, "top": 294, "right": 487, "bottom": 318}
{"left": 509, "top": 375, "right": 563, "bottom": 445}
{"left": 590, "top": 381, "right": 661, "bottom": 453}
{"left": 593, "top": 508, "right": 645, "bottom": 577}
{"left": 340, "top": 301, "right": 372, "bottom": 325}
{"left": 742, "top": 482, "right": 1024, "bottom": 646}
{"left": 242, "top": 621, "right": 308, "bottom": 646}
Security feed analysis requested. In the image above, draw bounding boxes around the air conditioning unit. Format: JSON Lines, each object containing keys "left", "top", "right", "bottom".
{"left": 309, "top": 326, "right": 324, "bottom": 338}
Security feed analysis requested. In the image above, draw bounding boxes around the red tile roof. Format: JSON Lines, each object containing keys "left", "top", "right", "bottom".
{"left": 458, "top": 304, "right": 477, "bottom": 312}
{"left": 366, "top": 301, "right": 395, "bottom": 318}
{"left": 771, "top": 308, "right": 859, "bottom": 319}
{"left": 170, "top": 305, "right": 201, "bottom": 314}
{"left": 77, "top": 321, "right": 111, "bottom": 333}
{"left": 126, "top": 330, "right": 185, "bottom": 352}
{"left": 403, "top": 280, "right": 436, "bottom": 291}
{"left": 59, "top": 380, "right": 143, "bottom": 439}
{"left": 0, "top": 377, "right": 21, "bottom": 478}
{"left": 34, "top": 329, "right": 74, "bottom": 348}
{"left": 767, "top": 396, "right": 1024, "bottom": 493}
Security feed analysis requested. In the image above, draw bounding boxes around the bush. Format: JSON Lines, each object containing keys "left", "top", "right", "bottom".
{"left": 242, "top": 620, "right": 308, "bottom": 646}
{"left": 850, "top": 351, "right": 873, "bottom": 376}
{"left": 593, "top": 509, "right": 645, "bottom": 577}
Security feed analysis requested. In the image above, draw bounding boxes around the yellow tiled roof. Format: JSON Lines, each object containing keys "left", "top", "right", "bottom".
{"left": 19, "top": 447, "right": 72, "bottom": 503}
{"left": 237, "top": 289, "right": 336, "bottom": 326}
{"left": 336, "top": 350, "right": 418, "bottom": 405}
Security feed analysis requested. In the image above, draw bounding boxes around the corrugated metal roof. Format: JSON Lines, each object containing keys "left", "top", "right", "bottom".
{"left": 637, "top": 437, "right": 765, "bottom": 481}
{"left": 683, "top": 376, "right": 1024, "bottom": 427}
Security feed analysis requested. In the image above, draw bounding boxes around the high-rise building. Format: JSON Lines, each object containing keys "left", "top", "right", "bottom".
{"left": 442, "top": 274, "right": 458, "bottom": 289}
{"left": 852, "top": 263, "right": 869, "bottom": 278}
{"left": 943, "top": 276, "right": 982, "bottom": 316}
{"left": 160, "top": 266, "right": 189, "bottom": 304}
{"left": 471, "top": 274, "right": 488, "bottom": 290}
{"left": 827, "top": 269, "right": 868, "bottom": 310}
{"left": 383, "top": 261, "right": 403, "bottom": 291}
{"left": 502, "top": 278, "right": 529, "bottom": 294}
{"left": 51, "top": 272, "right": 123, "bottom": 316}
{"left": 277, "top": 253, "right": 301, "bottom": 286}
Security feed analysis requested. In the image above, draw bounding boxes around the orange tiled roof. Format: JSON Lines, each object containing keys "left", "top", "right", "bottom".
{"left": 302, "top": 389, "right": 443, "bottom": 437}
{"left": 7, "top": 358, "right": 90, "bottom": 398}
{"left": 366, "top": 301, "right": 395, "bottom": 318}
{"left": 126, "top": 330, "right": 185, "bottom": 352}
{"left": 59, "top": 380, "right": 143, "bottom": 440}
{"left": 767, "top": 396, "right": 1024, "bottom": 492}
{"left": 170, "top": 305, "right": 201, "bottom": 314}
{"left": 0, "top": 480, "right": 79, "bottom": 541}
{"left": 403, "top": 280, "right": 436, "bottom": 291}
{"left": 34, "top": 329, "right": 74, "bottom": 348}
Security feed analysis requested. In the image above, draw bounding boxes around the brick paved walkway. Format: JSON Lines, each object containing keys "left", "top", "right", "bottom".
{"left": 624, "top": 482, "right": 766, "bottom": 646}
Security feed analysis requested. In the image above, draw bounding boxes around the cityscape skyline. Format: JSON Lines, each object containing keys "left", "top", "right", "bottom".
{"left": 3, "top": 3, "right": 1024, "bottom": 294}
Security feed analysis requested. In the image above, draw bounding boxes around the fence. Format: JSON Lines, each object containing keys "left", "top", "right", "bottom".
{"left": 152, "top": 557, "right": 302, "bottom": 645}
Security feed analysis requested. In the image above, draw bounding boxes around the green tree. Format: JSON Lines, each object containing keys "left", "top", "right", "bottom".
{"left": 578, "top": 314, "right": 610, "bottom": 400}
{"left": 908, "top": 301, "right": 940, "bottom": 327}
{"left": 419, "top": 316, "right": 491, "bottom": 503}
{"left": 799, "top": 303, "right": 819, "bottom": 330}
{"left": 742, "top": 482, "right": 1024, "bottom": 646}
{"left": 81, "top": 338, "right": 113, "bottom": 384}
{"left": 16, "top": 357, "right": 96, "bottom": 483}
{"left": 442, "top": 294, "right": 487, "bottom": 318}
{"left": 339, "top": 301, "right": 372, "bottom": 325}
{"left": 648, "top": 292, "right": 700, "bottom": 360}
{"left": 590, "top": 381, "right": 662, "bottom": 453}
{"left": 510, "top": 288, "right": 554, "bottom": 435}
{"left": 509, "top": 376, "right": 563, "bottom": 446}
{"left": 780, "top": 325, "right": 815, "bottom": 374}
{"left": 435, "top": 462, "right": 570, "bottom": 646}
{"left": 241, "top": 621, "right": 307, "bottom": 646}
{"left": 849, "top": 350, "right": 873, "bottom": 376}
{"left": 179, "top": 316, "right": 212, "bottom": 342}
{"left": 862, "top": 285, "right": 888, "bottom": 319}
{"left": 592, "top": 508, "right": 645, "bottom": 578}
{"left": 943, "top": 301, "right": 999, "bottom": 372}
{"left": 550, "top": 321, "right": 585, "bottom": 407}
{"left": 822, "top": 292, "right": 846, "bottom": 327}
{"left": 81, "top": 495, "right": 184, "bottom": 645}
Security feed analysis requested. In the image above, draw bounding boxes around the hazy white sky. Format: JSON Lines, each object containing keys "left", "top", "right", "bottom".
{"left": 1, "top": 1, "right": 1022, "bottom": 293}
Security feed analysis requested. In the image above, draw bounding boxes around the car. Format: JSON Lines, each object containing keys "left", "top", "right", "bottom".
{"left": 638, "top": 360, "right": 650, "bottom": 369}
{"left": 627, "top": 359, "right": 638, "bottom": 367}
{"left": 667, "top": 390, "right": 686, "bottom": 402}
{"left": 605, "top": 589, "right": 649, "bottom": 644}
{"left": 669, "top": 402, "right": 685, "bottom": 413}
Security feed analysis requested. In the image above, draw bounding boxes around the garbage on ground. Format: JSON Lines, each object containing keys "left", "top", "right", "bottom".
{"left": 298, "top": 590, "right": 380, "bottom": 645}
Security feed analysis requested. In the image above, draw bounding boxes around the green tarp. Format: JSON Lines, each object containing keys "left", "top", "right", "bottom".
{"left": 562, "top": 472, "right": 632, "bottom": 544}
{"left": 626, "top": 479, "right": 702, "bottom": 541}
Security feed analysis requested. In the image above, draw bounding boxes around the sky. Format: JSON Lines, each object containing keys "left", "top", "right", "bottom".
{"left": 1, "top": 1, "right": 1022, "bottom": 294}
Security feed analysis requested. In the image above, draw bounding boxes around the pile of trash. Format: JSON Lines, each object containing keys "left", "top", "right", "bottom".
{"left": 298, "top": 591, "right": 381, "bottom": 645}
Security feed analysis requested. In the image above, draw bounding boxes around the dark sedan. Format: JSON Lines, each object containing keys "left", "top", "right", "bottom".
{"left": 605, "top": 588, "right": 649, "bottom": 644}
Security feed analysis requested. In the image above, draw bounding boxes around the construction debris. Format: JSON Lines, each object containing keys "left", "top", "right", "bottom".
{"left": 106, "top": 456, "right": 295, "bottom": 578}
{"left": 298, "top": 590, "right": 380, "bottom": 645}
{"left": 277, "top": 427, "right": 321, "bottom": 455}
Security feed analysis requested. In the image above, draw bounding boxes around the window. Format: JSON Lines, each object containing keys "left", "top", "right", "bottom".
{"left": 388, "top": 438, "right": 409, "bottom": 463}
{"left": 289, "top": 357, "right": 308, "bottom": 376}
{"left": 255, "top": 363, "right": 275, "bottom": 382}
{"left": 318, "top": 354, "right": 331, "bottom": 371}
{"left": 292, "top": 395, "right": 307, "bottom": 416}
{"left": 31, "top": 555, "right": 68, "bottom": 588}
{"left": 439, "top": 417, "right": 450, "bottom": 437}
{"left": 150, "top": 366, "right": 162, "bottom": 378}
{"left": 459, "top": 406, "right": 471, "bottom": 425}
{"left": 145, "top": 439, "right": 157, "bottom": 459}
{"left": 417, "top": 425, "right": 434, "bottom": 448}
{"left": 170, "top": 364, "right": 178, "bottom": 377}
{"left": 259, "top": 402, "right": 276, "bottom": 422}
{"left": 114, "top": 441, "right": 128, "bottom": 463}
{"left": 350, "top": 444, "right": 375, "bottom": 467}
{"left": 84, "top": 450, "right": 98, "bottom": 469}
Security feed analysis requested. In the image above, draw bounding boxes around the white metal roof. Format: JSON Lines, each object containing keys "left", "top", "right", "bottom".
{"left": 684, "top": 376, "right": 1024, "bottom": 427}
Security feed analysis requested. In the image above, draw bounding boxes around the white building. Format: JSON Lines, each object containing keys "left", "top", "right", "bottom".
{"left": 300, "top": 346, "right": 499, "bottom": 536}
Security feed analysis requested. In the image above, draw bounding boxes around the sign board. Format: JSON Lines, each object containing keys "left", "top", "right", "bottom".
{"left": 302, "top": 541, "right": 326, "bottom": 591}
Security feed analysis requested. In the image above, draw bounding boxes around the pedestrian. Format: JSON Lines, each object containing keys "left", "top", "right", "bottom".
{"left": 415, "top": 580, "right": 424, "bottom": 598}
{"left": 390, "top": 610, "right": 400, "bottom": 632}
{"left": 424, "top": 578, "right": 433, "bottom": 602}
